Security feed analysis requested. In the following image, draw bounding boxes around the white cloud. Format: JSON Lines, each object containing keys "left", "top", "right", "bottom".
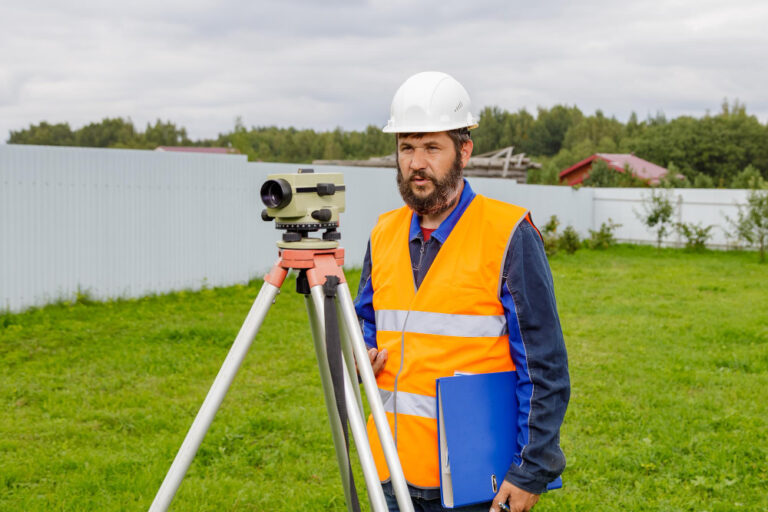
{"left": 1, "top": 0, "right": 767, "bottom": 141}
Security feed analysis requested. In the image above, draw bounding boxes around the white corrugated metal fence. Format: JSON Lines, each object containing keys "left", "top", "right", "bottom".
{"left": 0, "top": 144, "right": 750, "bottom": 313}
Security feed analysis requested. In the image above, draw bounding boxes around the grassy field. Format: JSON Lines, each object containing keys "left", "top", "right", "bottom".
{"left": 1, "top": 245, "right": 767, "bottom": 511}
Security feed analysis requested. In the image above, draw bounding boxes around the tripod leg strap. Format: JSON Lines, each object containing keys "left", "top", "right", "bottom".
{"left": 323, "top": 275, "right": 361, "bottom": 512}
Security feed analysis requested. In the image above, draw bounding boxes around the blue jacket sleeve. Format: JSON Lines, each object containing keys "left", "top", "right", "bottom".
{"left": 500, "top": 218, "right": 570, "bottom": 494}
{"left": 354, "top": 239, "right": 377, "bottom": 349}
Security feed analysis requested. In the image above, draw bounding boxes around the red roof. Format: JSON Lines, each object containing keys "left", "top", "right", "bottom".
{"left": 559, "top": 153, "right": 668, "bottom": 184}
{"left": 155, "top": 146, "right": 239, "bottom": 155}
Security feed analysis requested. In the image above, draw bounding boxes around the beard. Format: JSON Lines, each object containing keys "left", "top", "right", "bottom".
{"left": 396, "top": 153, "right": 464, "bottom": 216}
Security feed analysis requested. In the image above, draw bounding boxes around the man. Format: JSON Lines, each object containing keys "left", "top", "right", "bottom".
{"left": 355, "top": 71, "right": 569, "bottom": 512}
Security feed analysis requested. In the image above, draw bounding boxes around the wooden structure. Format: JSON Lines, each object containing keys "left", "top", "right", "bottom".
{"left": 462, "top": 147, "right": 540, "bottom": 182}
{"left": 313, "top": 146, "right": 540, "bottom": 183}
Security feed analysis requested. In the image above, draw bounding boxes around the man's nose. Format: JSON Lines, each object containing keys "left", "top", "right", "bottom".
{"left": 409, "top": 148, "right": 427, "bottom": 170}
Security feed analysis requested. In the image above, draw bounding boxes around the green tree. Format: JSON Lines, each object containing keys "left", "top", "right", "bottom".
{"left": 562, "top": 110, "right": 624, "bottom": 153}
{"left": 361, "top": 124, "right": 393, "bottom": 157}
{"left": 730, "top": 164, "right": 766, "bottom": 189}
{"left": 321, "top": 130, "right": 344, "bottom": 160}
{"left": 472, "top": 106, "right": 507, "bottom": 154}
{"left": 624, "top": 111, "right": 644, "bottom": 138}
{"left": 143, "top": 119, "right": 191, "bottom": 147}
{"left": 227, "top": 117, "right": 257, "bottom": 160}
{"left": 582, "top": 159, "right": 620, "bottom": 187}
{"left": 75, "top": 117, "right": 138, "bottom": 147}
{"left": 658, "top": 162, "right": 689, "bottom": 188}
{"left": 728, "top": 188, "right": 768, "bottom": 262}
{"left": 638, "top": 189, "right": 676, "bottom": 248}
{"left": 692, "top": 173, "right": 715, "bottom": 188}
{"left": 543, "top": 146, "right": 595, "bottom": 185}
{"left": 8, "top": 121, "right": 75, "bottom": 146}
{"left": 629, "top": 100, "right": 768, "bottom": 184}
{"left": 527, "top": 105, "right": 583, "bottom": 156}
{"left": 582, "top": 160, "right": 647, "bottom": 188}
{"left": 526, "top": 162, "right": 561, "bottom": 185}
{"left": 473, "top": 107, "right": 538, "bottom": 155}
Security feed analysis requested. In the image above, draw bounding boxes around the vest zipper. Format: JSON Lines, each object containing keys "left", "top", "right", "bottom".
{"left": 394, "top": 236, "right": 425, "bottom": 447}
{"left": 393, "top": 310, "right": 410, "bottom": 448}
{"left": 414, "top": 237, "right": 427, "bottom": 290}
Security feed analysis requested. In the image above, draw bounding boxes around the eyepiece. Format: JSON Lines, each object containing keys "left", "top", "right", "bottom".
{"left": 260, "top": 179, "right": 292, "bottom": 209}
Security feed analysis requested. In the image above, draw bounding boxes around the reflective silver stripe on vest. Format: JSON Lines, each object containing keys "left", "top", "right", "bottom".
{"left": 375, "top": 309, "right": 508, "bottom": 338}
{"left": 379, "top": 388, "right": 437, "bottom": 419}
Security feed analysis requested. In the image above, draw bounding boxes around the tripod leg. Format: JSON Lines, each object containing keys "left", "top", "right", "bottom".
{"left": 339, "top": 341, "right": 389, "bottom": 512}
{"left": 336, "top": 310, "right": 381, "bottom": 512}
{"left": 149, "top": 279, "right": 283, "bottom": 512}
{"left": 337, "top": 307, "right": 364, "bottom": 414}
{"left": 335, "top": 282, "right": 415, "bottom": 512}
{"left": 308, "top": 287, "right": 389, "bottom": 512}
{"left": 304, "top": 293, "right": 357, "bottom": 512}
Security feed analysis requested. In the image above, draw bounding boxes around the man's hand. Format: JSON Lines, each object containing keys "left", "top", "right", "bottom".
{"left": 368, "top": 348, "right": 388, "bottom": 376}
{"left": 490, "top": 481, "right": 539, "bottom": 512}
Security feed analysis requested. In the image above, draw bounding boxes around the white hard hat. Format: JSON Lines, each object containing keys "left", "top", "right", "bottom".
{"left": 383, "top": 71, "right": 479, "bottom": 133}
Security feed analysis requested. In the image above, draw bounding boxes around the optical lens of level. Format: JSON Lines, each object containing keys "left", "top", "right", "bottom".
{"left": 260, "top": 179, "right": 292, "bottom": 209}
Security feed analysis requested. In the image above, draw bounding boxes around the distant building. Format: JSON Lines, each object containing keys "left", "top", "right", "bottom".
{"left": 559, "top": 153, "right": 668, "bottom": 185}
{"left": 154, "top": 146, "right": 240, "bottom": 155}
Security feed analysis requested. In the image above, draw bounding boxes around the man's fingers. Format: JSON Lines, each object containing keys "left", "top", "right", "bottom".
{"left": 489, "top": 487, "right": 511, "bottom": 512}
{"left": 491, "top": 481, "right": 539, "bottom": 512}
{"left": 371, "top": 348, "right": 388, "bottom": 376}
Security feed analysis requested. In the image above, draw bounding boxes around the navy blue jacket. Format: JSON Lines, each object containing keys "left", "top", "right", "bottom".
{"left": 354, "top": 180, "right": 570, "bottom": 496}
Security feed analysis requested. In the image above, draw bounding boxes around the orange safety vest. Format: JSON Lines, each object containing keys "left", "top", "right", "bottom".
{"left": 366, "top": 194, "right": 529, "bottom": 488}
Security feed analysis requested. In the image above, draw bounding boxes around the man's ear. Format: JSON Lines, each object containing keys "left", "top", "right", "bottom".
{"left": 460, "top": 139, "right": 473, "bottom": 168}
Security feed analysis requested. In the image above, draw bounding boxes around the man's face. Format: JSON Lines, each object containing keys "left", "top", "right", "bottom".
{"left": 396, "top": 131, "right": 471, "bottom": 216}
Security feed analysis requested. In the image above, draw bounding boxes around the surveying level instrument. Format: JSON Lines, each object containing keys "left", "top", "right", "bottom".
{"left": 260, "top": 169, "right": 345, "bottom": 248}
{"left": 150, "top": 169, "right": 414, "bottom": 512}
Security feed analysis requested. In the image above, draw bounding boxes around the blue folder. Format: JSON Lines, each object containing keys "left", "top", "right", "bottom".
{"left": 436, "top": 371, "right": 562, "bottom": 508}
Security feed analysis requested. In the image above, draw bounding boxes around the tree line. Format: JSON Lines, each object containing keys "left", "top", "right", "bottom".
{"left": 7, "top": 100, "right": 768, "bottom": 188}
{"left": 7, "top": 118, "right": 194, "bottom": 150}
{"left": 5, "top": 117, "right": 392, "bottom": 165}
{"left": 472, "top": 100, "right": 768, "bottom": 188}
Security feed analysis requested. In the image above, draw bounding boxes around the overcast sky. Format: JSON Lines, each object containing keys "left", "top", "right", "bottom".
{"left": 2, "top": 0, "right": 767, "bottom": 142}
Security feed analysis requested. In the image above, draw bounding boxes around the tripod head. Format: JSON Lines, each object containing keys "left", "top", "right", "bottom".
{"left": 260, "top": 168, "right": 345, "bottom": 249}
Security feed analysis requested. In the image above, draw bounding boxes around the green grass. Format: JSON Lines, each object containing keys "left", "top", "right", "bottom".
{"left": 1, "top": 246, "right": 767, "bottom": 511}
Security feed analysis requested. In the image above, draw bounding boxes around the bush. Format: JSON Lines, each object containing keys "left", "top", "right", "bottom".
{"left": 588, "top": 219, "right": 621, "bottom": 249}
{"left": 558, "top": 226, "right": 581, "bottom": 254}
{"left": 540, "top": 215, "right": 581, "bottom": 255}
{"left": 675, "top": 222, "right": 713, "bottom": 251}
{"left": 542, "top": 215, "right": 560, "bottom": 256}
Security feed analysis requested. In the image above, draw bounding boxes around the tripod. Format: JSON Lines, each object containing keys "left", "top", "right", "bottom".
{"left": 149, "top": 246, "right": 414, "bottom": 512}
